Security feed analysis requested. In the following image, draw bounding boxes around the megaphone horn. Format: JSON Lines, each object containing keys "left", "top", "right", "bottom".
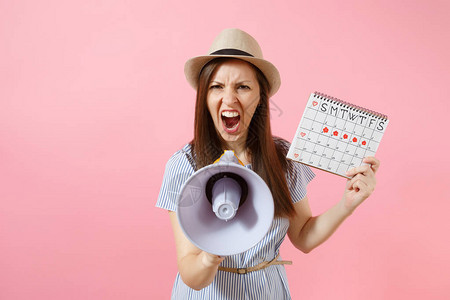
{"left": 176, "top": 151, "right": 274, "bottom": 256}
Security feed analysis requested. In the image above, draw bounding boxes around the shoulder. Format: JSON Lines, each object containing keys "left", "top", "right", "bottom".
{"left": 165, "top": 143, "right": 196, "bottom": 173}
{"left": 273, "top": 136, "right": 291, "bottom": 155}
{"left": 157, "top": 144, "right": 195, "bottom": 211}
{"left": 272, "top": 136, "right": 315, "bottom": 201}
{"left": 167, "top": 143, "right": 193, "bottom": 164}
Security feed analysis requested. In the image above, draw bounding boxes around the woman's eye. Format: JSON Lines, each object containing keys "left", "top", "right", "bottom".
{"left": 238, "top": 85, "right": 250, "bottom": 90}
{"left": 210, "top": 85, "right": 222, "bottom": 89}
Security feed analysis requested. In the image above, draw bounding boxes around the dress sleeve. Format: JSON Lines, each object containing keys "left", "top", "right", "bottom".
{"left": 286, "top": 161, "right": 315, "bottom": 204}
{"left": 156, "top": 146, "right": 195, "bottom": 212}
{"left": 274, "top": 137, "right": 315, "bottom": 204}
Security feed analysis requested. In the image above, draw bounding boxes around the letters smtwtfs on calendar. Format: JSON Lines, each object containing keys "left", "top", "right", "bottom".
{"left": 286, "top": 92, "right": 389, "bottom": 178}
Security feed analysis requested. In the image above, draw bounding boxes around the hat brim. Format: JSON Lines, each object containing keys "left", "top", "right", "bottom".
{"left": 184, "top": 55, "right": 281, "bottom": 97}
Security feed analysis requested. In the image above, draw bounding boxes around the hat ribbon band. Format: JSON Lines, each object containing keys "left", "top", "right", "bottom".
{"left": 210, "top": 48, "right": 254, "bottom": 57}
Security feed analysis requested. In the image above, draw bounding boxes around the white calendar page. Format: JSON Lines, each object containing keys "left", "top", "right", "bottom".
{"left": 287, "top": 92, "right": 389, "bottom": 178}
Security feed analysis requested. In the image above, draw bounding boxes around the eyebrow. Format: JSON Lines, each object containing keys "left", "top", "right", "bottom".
{"left": 209, "top": 80, "right": 253, "bottom": 85}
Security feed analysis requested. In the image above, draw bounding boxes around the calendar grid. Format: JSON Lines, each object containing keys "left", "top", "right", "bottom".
{"left": 287, "top": 92, "right": 389, "bottom": 178}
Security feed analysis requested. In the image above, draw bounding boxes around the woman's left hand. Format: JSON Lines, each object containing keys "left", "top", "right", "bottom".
{"left": 342, "top": 156, "right": 380, "bottom": 214}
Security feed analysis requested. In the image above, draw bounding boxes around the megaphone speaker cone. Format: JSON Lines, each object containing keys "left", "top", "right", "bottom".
{"left": 176, "top": 152, "right": 274, "bottom": 256}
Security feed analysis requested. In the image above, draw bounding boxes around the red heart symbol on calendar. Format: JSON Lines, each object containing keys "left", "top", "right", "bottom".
{"left": 294, "top": 153, "right": 299, "bottom": 158}
{"left": 312, "top": 101, "right": 318, "bottom": 106}
{"left": 300, "top": 132, "right": 306, "bottom": 137}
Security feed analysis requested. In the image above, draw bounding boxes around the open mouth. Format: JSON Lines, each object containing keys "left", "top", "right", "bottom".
{"left": 221, "top": 110, "right": 240, "bottom": 133}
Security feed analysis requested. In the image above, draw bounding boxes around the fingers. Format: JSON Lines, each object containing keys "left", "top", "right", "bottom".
{"left": 346, "top": 156, "right": 380, "bottom": 178}
{"left": 345, "top": 163, "right": 373, "bottom": 178}
{"left": 352, "top": 178, "right": 368, "bottom": 191}
{"left": 348, "top": 173, "right": 364, "bottom": 189}
{"left": 346, "top": 164, "right": 377, "bottom": 194}
{"left": 363, "top": 156, "right": 380, "bottom": 174}
{"left": 352, "top": 180, "right": 371, "bottom": 199}
{"left": 348, "top": 173, "right": 375, "bottom": 193}
{"left": 202, "top": 251, "right": 225, "bottom": 267}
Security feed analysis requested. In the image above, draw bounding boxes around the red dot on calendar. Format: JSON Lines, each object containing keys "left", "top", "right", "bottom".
{"left": 312, "top": 101, "right": 318, "bottom": 106}
{"left": 294, "top": 153, "right": 299, "bottom": 158}
{"left": 300, "top": 132, "right": 306, "bottom": 137}
{"left": 323, "top": 127, "right": 329, "bottom": 133}
{"left": 362, "top": 141, "right": 367, "bottom": 145}
{"left": 353, "top": 137, "right": 358, "bottom": 142}
{"left": 343, "top": 134, "right": 348, "bottom": 139}
{"left": 333, "top": 131, "right": 338, "bottom": 136}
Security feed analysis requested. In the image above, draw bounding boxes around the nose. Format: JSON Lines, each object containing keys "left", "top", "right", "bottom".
{"left": 222, "top": 87, "right": 238, "bottom": 105}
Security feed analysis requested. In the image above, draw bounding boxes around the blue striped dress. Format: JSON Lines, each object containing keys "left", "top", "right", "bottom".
{"left": 156, "top": 142, "right": 315, "bottom": 299}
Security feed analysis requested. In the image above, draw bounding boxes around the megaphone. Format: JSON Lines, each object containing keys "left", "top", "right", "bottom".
{"left": 176, "top": 151, "right": 274, "bottom": 256}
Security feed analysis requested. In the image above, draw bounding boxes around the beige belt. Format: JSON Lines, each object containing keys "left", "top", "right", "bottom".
{"left": 218, "top": 254, "right": 292, "bottom": 275}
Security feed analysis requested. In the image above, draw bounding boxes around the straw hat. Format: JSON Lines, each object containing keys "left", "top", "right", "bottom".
{"left": 184, "top": 28, "right": 281, "bottom": 97}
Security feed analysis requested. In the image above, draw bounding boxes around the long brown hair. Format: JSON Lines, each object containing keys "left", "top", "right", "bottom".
{"left": 191, "top": 58, "right": 295, "bottom": 217}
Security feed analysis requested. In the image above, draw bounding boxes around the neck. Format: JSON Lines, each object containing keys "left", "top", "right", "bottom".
{"left": 223, "top": 137, "right": 250, "bottom": 165}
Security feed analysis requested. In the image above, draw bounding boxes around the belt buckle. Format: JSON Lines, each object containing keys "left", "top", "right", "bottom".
{"left": 237, "top": 268, "right": 248, "bottom": 274}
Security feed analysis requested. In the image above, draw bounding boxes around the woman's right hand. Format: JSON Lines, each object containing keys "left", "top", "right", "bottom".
{"left": 201, "top": 251, "right": 225, "bottom": 268}
{"left": 168, "top": 211, "right": 224, "bottom": 290}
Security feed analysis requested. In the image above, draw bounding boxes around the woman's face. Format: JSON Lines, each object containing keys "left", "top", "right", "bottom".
{"left": 207, "top": 59, "right": 260, "bottom": 147}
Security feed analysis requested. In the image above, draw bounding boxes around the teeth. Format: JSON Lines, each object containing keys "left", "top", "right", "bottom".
{"left": 221, "top": 111, "right": 239, "bottom": 118}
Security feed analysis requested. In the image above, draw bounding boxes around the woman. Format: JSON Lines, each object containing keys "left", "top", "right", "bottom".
{"left": 157, "top": 28, "right": 379, "bottom": 299}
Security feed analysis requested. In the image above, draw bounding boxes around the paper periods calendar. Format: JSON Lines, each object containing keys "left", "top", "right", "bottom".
{"left": 287, "top": 92, "right": 389, "bottom": 178}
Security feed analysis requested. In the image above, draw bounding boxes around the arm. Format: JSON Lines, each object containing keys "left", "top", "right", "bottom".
{"left": 168, "top": 211, "right": 225, "bottom": 290}
{"left": 287, "top": 157, "right": 380, "bottom": 253}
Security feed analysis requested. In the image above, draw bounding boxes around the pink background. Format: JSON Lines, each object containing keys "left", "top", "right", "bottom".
{"left": 1, "top": 0, "right": 449, "bottom": 299}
